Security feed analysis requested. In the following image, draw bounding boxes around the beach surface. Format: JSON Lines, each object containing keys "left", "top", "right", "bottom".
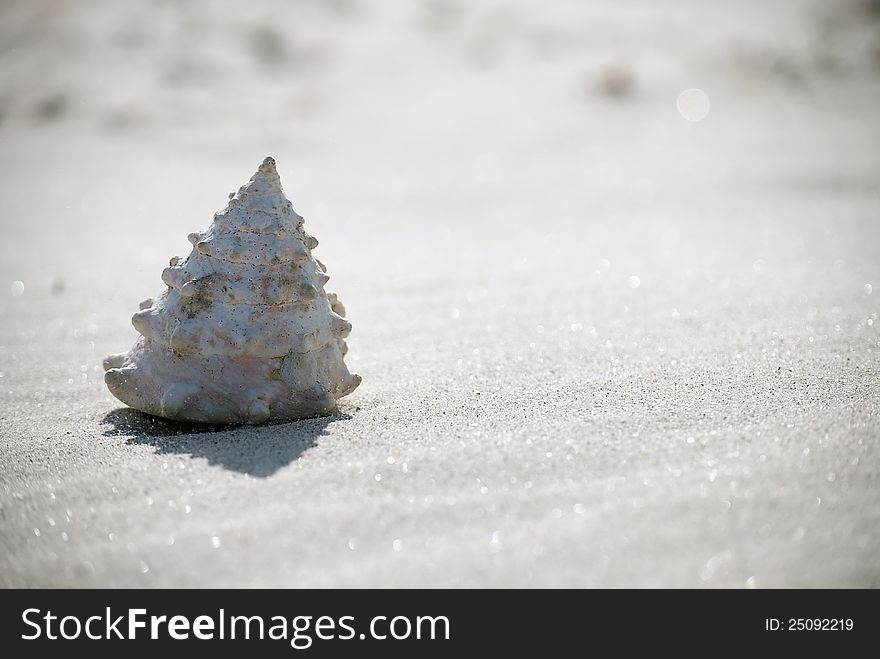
{"left": 1, "top": 0, "right": 879, "bottom": 587}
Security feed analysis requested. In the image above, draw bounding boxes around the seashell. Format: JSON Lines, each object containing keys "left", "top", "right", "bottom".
{"left": 103, "top": 156, "right": 360, "bottom": 424}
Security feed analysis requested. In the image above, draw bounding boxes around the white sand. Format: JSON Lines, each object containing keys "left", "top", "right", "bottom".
{"left": 1, "top": 0, "right": 879, "bottom": 587}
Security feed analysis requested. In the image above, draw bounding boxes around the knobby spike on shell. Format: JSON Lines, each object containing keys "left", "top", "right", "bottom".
{"left": 103, "top": 156, "right": 361, "bottom": 424}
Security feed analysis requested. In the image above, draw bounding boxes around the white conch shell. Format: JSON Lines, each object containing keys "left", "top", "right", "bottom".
{"left": 103, "top": 157, "right": 361, "bottom": 424}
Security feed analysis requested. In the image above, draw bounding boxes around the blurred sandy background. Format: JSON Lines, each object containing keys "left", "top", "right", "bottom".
{"left": 1, "top": 0, "right": 879, "bottom": 586}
